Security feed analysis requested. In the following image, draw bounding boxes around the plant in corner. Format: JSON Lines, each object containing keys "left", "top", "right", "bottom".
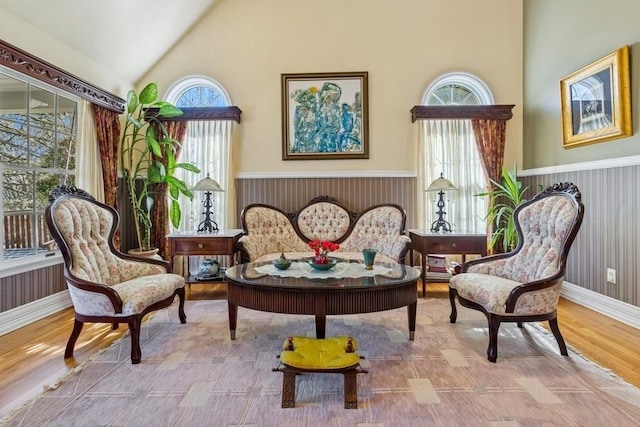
{"left": 119, "top": 82, "right": 200, "bottom": 253}
{"left": 476, "top": 163, "right": 539, "bottom": 253}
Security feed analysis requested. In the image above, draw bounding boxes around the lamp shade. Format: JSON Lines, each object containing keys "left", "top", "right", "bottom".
{"left": 192, "top": 175, "right": 224, "bottom": 192}
{"left": 426, "top": 173, "right": 457, "bottom": 192}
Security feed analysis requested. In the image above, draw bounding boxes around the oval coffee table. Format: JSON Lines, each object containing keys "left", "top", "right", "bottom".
{"left": 224, "top": 261, "right": 420, "bottom": 340}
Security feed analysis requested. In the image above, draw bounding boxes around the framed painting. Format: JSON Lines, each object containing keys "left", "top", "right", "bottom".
{"left": 281, "top": 71, "right": 369, "bottom": 160}
{"left": 560, "top": 45, "right": 631, "bottom": 149}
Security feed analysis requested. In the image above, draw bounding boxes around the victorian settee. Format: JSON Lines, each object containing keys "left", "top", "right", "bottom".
{"left": 236, "top": 196, "right": 411, "bottom": 264}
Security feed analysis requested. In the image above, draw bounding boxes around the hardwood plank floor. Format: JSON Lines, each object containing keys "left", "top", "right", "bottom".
{"left": 1, "top": 281, "right": 639, "bottom": 419}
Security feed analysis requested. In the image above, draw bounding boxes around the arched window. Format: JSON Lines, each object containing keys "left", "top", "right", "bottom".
{"left": 420, "top": 72, "right": 493, "bottom": 233}
{"left": 165, "top": 76, "right": 234, "bottom": 233}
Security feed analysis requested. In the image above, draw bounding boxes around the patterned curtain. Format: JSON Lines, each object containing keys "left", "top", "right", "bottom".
{"left": 92, "top": 104, "right": 121, "bottom": 209}
{"left": 470, "top": 119, "right": 506, "bottom": 188}
{"left": 150, "top": 121, "right": 187, "bottom": 258}
{"left": 471, "top": 118, "right": 507, "bottom": 253}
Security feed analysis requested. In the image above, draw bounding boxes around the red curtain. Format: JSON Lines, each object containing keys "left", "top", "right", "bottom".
{"left": 471, "top": 118, "right": 506, "bottom": 187}
{"left": 471, "top": 118, "right": 507, "bottom": 253}
{"left": 150, "top": 121, "right": 188, "bottom": 258}
{"left": 92, "top": 104, "right": 121, "bottom": 209}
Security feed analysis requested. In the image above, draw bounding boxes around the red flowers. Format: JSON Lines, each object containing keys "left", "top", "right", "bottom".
{"left": 308, "top": 239, "right": 339, "bottom": 264}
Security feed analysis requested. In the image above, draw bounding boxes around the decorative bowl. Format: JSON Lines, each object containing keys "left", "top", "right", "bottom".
{"left": 273, "top": 253, "right": 292, "bottom": 270}
{"left": 307, "top": 257, "right": 338, "bottom": 271}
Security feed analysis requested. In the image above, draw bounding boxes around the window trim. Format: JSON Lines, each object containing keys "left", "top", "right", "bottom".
{"left": 423, "top": 72, "right": 495, "bottom": 105}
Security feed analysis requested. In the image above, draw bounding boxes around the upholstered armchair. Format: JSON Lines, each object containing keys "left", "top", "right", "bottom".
{"left": 449, "top": 182, "right": 584, "bottom": 362}
{"left": 46, "top": 186, "right": 186, "bottom": 364}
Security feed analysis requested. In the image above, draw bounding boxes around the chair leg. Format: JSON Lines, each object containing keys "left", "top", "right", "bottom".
{"left": 128, "top": 315, "right": 142, "bottom": 364}
{"left": 448, "top": 287, "right": 458, "bottom": 323}
{"left": 548, "top": 317, "right": 568, "bottom": 356}
{"left": 487, "top": 314, "right": 501, "bottom": 363}
{"left": 64, "top": 319, "right": 84, "bottom": 358}
{"left": 177, "top": 287, "right": 187, "bottom": 324}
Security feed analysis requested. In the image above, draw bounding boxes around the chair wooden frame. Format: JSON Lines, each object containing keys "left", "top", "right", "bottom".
{"left": 449, "top": 182, "right": 584, "bottom": 362}
{"left": 46, "top": 186, "right": 186, "bottom": 364}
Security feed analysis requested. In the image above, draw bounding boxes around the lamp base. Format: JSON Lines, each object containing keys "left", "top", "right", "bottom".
{"left": 197, "top": 219, "right": 219, "bottom": 233}
{"left": 197, "top": 190, "right": 219, "bottom": 233}
{"left": 430, "top": 190, "right": 452, "bottom": 233}
{"left": 430, "top": 219, "right": 452, "bottom": 233}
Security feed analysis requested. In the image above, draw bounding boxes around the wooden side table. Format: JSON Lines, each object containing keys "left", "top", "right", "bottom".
{"left": 166, "top": 229, "right": 244, "bottom": 283}
{"left": 408, "top": 230, "right": 487, "bottom": 297}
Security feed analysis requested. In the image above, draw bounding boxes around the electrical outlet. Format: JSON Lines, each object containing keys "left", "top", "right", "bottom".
{"left": 606, "top": 268, "right": 616, "bottom": 284}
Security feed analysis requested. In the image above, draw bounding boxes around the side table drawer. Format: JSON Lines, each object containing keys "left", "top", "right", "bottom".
{"left": 426, "top": 238, "right": 486, "bottom": 254}
{"left": 172, "top": 238, "right": 233, "bottom": 255}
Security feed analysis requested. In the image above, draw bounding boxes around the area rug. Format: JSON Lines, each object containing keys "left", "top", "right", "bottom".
{"left": 3, "top": 298, "right": 640, "bottom": 426}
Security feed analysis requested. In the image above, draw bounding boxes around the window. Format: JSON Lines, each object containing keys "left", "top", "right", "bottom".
{"left": 165, "top": 76, "right": 232, "bottom": 232}
{"left": 421, "top": 72, "right": 493, "bottom": 233}
{"left": 1, "top": 68, "right": 78, "bottom": 263}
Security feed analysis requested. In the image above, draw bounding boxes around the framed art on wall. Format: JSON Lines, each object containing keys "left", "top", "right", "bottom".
{"left": 281, "top": 71, "right": 369, "bottom": 160}
{"left": 560, "top": 45, "right": 631, "bottom": 149}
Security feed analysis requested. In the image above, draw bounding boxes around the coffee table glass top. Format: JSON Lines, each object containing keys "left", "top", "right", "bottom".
{"left": 225, "top": 261, "right": 420, "bottom": 290}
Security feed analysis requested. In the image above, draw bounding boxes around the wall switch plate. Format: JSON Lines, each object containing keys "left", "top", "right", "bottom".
{"left": 606, "top": 268, "right": 616, "bottom": 284}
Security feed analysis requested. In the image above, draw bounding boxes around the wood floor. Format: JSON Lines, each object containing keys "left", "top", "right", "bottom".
{"left": 1, "top": 282, "right": 639, "bottom": 419}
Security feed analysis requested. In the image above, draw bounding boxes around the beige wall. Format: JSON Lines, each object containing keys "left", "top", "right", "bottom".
{"left": 524, "top": 0, "right": 640, "bottom": 169}
{"left": 142, "top": 0, "right": 523, "bottom": 175}
{"left": 0, "top": 9, "right": 131, "bottom": 97}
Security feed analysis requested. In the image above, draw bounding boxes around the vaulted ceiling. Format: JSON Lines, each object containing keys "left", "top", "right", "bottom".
{"left": 0, "top": 0, "right": 218, "bottom": 84}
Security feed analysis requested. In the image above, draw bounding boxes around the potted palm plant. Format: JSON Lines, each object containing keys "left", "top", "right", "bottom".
{"left": 119, "top": 82, "right": 200, "bottom": 255}
{"left": 476, "top": 163, "right": 539, "bottom": 253}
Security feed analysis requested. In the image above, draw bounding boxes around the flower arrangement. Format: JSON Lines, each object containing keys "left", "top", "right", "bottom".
{"left": 308, "top": 239, "right": 340, "bottom": 264}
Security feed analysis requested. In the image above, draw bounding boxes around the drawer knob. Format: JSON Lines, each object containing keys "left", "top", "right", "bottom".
{"left": 198, "top": 243, "right": 204, "bottom": 249}
{"left": 451, "top": 243, "right": 457, "bottom": 248}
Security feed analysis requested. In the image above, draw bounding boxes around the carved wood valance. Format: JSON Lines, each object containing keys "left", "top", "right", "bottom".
{"left": 0, "top": 39, "right": 125, "bottom": 113}
{"left": 410, "top": 105, "right": 515, "bottom": 122}
{"left": 147, "top": 106, "right": 243, "bottom": 123}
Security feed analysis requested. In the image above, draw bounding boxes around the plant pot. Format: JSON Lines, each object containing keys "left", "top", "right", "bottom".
{"left": 127, "top": 247, "right": 161, "bottom": 260}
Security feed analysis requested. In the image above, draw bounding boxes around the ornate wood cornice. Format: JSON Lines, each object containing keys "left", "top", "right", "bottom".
{"left": 0, "top": 39, "right": 125, "bottom": 113}
{"left": 147, "top": 106, "right": 243, "bottom": 123}
{"left": 410, "top": 105, "right": 515, "bottom": 122}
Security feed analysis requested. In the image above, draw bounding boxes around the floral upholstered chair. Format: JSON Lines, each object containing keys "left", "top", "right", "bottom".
{"left": 46, "top": 186, "right": 186, "bottom": 364}
{"left": 449, "top": 182, "right": 584, "bottom": 362}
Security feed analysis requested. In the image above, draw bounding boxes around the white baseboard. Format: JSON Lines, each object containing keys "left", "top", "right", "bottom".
{"left": 0, "top": 290, "right": 72, "bottom": 337}
{"left": 562, "top": 281, "right": 640, "bottom": 329}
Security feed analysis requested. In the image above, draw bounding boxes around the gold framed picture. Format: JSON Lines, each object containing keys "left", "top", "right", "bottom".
{"left": 560, "top": 45, "right": 631, "bottom": 149}
{"left": 281, "top": 71, "right": 369, "bottom": 160}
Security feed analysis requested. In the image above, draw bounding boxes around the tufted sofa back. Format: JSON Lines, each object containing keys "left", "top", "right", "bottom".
{"left": 297, "top": 201, "right": 352, "bottom": 241}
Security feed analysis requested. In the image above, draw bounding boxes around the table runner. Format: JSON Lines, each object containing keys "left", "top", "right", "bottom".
{"left": 254, "top": 261, "right": 393, "bottom": 279}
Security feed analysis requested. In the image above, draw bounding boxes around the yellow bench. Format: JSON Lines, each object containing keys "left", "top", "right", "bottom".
{"left": 273, "top": 336, "right": 368, "bottom": 409}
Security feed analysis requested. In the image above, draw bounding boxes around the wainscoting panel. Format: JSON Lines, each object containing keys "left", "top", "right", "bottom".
{"left": 234, "top": 176, "right": 418, "bottom": 229}
{"left": 0, "top": 263, "right": 66, "bottom": 313}
{"left": 520, "top": 166, "right": 639, "bottom": 307}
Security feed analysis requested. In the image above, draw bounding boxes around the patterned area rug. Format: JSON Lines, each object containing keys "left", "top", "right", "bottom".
{"left": 3, "top": 298, "right": 640, "bottom": 426}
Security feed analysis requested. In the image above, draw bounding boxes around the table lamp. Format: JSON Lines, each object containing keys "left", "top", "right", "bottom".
{"left": 192, "top": 174, "right": 224, "bottom": 232}
{"left": 426, "top": 173, "right": 457, "bottom": 233}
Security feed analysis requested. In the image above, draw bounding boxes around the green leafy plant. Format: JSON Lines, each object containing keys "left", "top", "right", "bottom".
{"left": 119, "top": 82, "right": 200, "bottom": 251}
{"left": 476, "top": 163, "right": 538, "bottom": 252}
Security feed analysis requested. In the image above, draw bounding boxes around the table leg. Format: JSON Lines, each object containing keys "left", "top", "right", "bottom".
{"left": 407, "top": 300, "right": 417, "bottom": 341}
{"left": 228, "top": 302, "right": 237, "bottom": 340}
{"left": 315, "top": 314, "right": 326, "bottom": 339}
{"left": 421, "top": 253, "right": 427, "bottom": 298}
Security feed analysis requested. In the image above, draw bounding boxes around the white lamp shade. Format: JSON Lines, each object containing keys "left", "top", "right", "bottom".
{"left": 192, "top": 176, "right": 224, "bottom": 192}
{"left": 426, "top": 174, "right": 457, "bottom": 192}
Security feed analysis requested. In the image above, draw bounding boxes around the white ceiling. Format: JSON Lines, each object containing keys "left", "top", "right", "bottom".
{"left": 0, "top": 0, "right": 217, "bottom": 84}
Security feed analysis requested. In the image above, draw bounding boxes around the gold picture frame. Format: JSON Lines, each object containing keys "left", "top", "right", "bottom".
{"left": 281, "top": 71, "right": 369, "bottom": 160}
{"left": 560, "top": 45, "right": 631, "bottom": 149}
